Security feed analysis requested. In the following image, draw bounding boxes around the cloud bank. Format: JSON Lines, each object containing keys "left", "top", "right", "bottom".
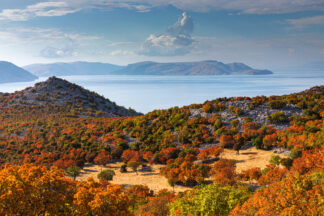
{"left": 1, "top": 0, "right": 323, "bottom": 22}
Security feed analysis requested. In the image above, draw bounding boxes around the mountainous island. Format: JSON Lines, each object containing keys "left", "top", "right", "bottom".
{"left": 116, "top": 60, "right": 273, "bottom": 75}
{"left": 0, "top": 61, "right": 38, "bottom": 83}
{"left": 23, "top": 60, "right": 273, "bottom": 77}
{"left": 24, "top": 61, "right": 123, "bottom": 77}
{"left": 0, "top": 76, "right": 322, "bottom": 215}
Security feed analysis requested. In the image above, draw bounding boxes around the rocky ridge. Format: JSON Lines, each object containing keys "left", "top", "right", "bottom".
{"left": 0, "top": 77, "right": 141, "bottom": 117}
{"left": 190, "top": 100, "right": 303, "bottom": 130}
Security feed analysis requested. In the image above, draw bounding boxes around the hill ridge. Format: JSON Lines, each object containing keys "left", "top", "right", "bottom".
{"left": 0, "top": 76, "right": 141, "bottom": 117}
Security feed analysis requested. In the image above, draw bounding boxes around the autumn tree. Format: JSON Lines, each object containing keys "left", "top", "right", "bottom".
{"left": 94, "top": 151, "right": 110, "bottom": 171}
{"left": 230, "top": 172, "right": 324, "bottom": 216}
{"left": 0, "top": 164, "right": 75, "bottom": 215}
{"left": 73, "top": 178, "right": 132, "bottom": 216}
{"left": 211, "top": 159, "right": 237, "bottom": 186}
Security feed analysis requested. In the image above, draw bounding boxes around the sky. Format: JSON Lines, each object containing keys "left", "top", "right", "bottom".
{"left": 0, "top": 0, "right": 324, "bottom": 71}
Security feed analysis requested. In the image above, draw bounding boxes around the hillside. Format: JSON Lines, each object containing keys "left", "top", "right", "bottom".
{"left": 0, "top": 61, "right": 38, "bottom": 83}
{"left": 24, "top": 61, "right": 123, "bottom": 77}
{"left": 115, "top": 60, "right": 273, "bottom": 75}
{"left": 0, "top": 76, "right": 140, "bottom": 117}
{"left": 0, "top": 85, "right": 322, "bottom": 216}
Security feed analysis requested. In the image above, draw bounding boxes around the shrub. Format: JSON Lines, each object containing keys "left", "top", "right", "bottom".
{"left": 202, "top": 102, "right": 213, "bottom": 113}
{"left": 97, "top": 169, "right": 116, "bottom": 181}
{"left": 219, "top": 135, "right": 235, "bottom": 148}
{"left": 252, "top": 137, "right": 262, "bottom": 149}
{"left": 127, "top": 161, "right": 140, "bottom": 174}
{"left": 230, "top": 119, "right": 240, "bottom": 128}
{"left": 289, "top": 149, "right": 302, "bottom": 159}
{"left": 269, "top": 155, "right": 281, "bottom": 166}
{"left": 267, "top": 111, "right": 289, "bottom": 124}
{"left": 267, "top": 100, "right": 287, "bottom": 109}
{"left": 280, "top": 158, "right": 293, "bottom": 169}
{"left": 120, "top": 164, "right": 127, "bottom": 173}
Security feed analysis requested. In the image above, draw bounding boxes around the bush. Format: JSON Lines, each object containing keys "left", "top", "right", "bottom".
{"left": 267, "top": 111, "right": 289, "bottom": 124}
{"left": 280, "top": 158, "right": 293, "bottom": 169}
{"left": 289, "top": 149, "right": 301, "bottom": 159}
{"left": 120, "top": 164, "right": 127, "bottom": 173}
{"left": 267, "top": 100, "right": 287, "bottom": 109}
{"left": 97, "top": 169, "right": 116, "bottom": 181}
{"left": 127, "top": 161, "right": 140, "bottom": 174}
{"left": 252, "top": 137, "right": 262, "bottom": 149}
{"left": 202, "top": 102, "right": 213, "bottom": 113}
{"left": 230, "top": 119, "right": 240, "bottom": 128}
{"left": 269, "top": 155, "right": 281, "bottom": 166}
{"left": 111, "top": 146, "right": 123, "bottom": 159}
{"left": 214, "top": 119, "right": 223, "bottom": 130}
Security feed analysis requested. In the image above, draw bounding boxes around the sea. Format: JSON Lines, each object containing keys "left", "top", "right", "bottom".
{"left": 0, "top": 73, "right": 323, "bottom": 114}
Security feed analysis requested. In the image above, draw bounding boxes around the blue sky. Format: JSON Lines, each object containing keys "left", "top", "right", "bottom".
{"left": 0, "top": 0, "right": 324, "bottom": 71}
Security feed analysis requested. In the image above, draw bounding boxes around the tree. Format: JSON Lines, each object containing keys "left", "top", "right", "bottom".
{"left": 169, "top": 184, "right": 252, "bottom": 216}
{"left": 97, "top": 169, "right": 116, "bottom": 181}
{"left": 94, "top": 151, "right": 110, "bottom": 171}
{"left": 219, "top": 135, "right": 234, "bottom": 148}
{"left": 122, "top": 149, "right": 140, "bottom": 163}
{"left": 66, "top": 166, "right": 81, "bottom": 181}
{"left": 73, "top": 178, "right": 132, "bottom": 216}
{"left": 127, "top": 161, "right": 140, "bottom": 174}
{"left": 0, "top": 164, "right": 75, "bottom": 215}
{"left": 230, "top": 172, "right": 324, "bottom": 216}
{"left": 211, "top": 159, "right": 237, "bottom": 186}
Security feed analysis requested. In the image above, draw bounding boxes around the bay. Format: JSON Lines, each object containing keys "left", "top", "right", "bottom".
{"left": 0, "top": 73, "right": 323, "bottom": 113}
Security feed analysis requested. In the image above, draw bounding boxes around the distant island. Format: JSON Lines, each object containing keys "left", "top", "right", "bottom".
{"left": 24, "top": 61, "right": 123, "bottom": 77}
{"left": 115, "top": 60, "right": 273, "bottom": 75}
{"left": 0, "top": 61, "right": 38, "bottom": 83}
{"left": 24, "top": 60, "right": 273, "bottom": 77}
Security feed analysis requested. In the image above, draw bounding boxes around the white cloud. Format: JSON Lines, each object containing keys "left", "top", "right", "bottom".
{"left": 139, "top": 12, "right": 195, "bottom": 56}
{"left": 287, "top": 15, "right": 324, "bottom": 28}
{"left": 109, "top": 50, "right": 135, "bottom": 56}
{"left": 0, "top": 1, "right": 79, "bottom": 21}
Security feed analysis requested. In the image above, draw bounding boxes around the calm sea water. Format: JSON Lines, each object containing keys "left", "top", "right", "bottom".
{"left": 0, "top": 74, "right": 323, "bottom": 113}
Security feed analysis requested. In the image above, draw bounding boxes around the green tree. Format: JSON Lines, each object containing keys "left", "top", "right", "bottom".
{"left": 66, "top": 166, "right": 81, "bottom": 181}
{"left": 168, "top": 184, "right": 252, "bottom": 216}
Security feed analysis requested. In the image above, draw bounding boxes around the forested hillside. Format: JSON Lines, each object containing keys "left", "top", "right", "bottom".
{"left": 0, "top": 84, "right": 322, "bottom": 215}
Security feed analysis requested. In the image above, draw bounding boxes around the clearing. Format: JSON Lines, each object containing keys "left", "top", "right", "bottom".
{"left": 77, "top": 147, "right": 284, "bottom": 192}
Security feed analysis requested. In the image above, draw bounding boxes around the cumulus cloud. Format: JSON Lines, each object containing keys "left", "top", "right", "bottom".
{"left": 139, "top": 12, "right": 195, "bottom": 56}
